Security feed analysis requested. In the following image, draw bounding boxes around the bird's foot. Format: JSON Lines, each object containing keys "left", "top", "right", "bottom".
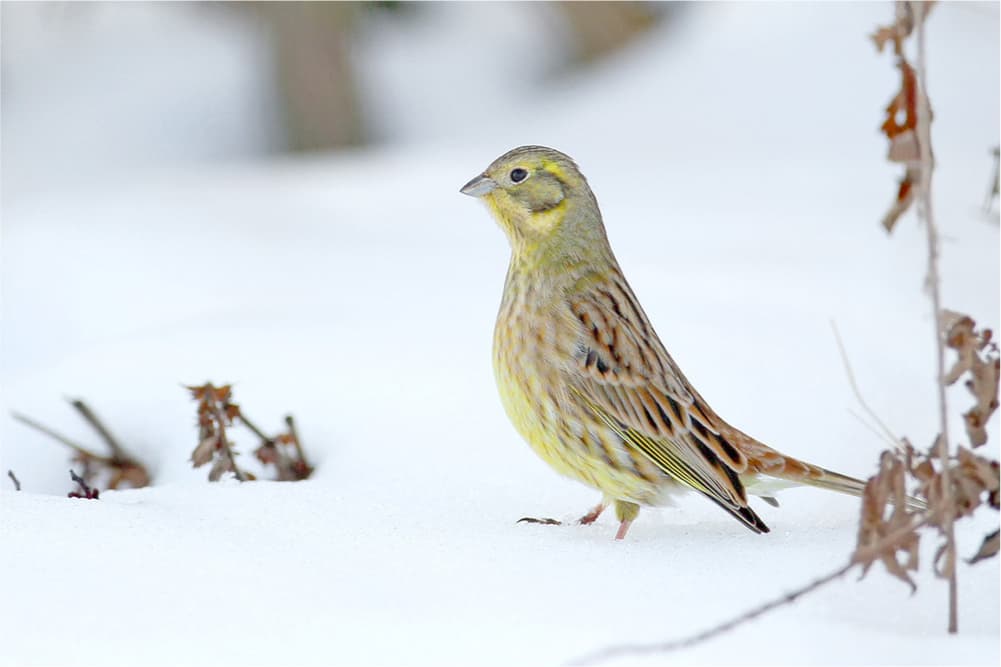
{"left": 577, "top": 502, "right": 607, "bottom": 525}
{"left": 516, "top": 516, "right": 562, "bottom": 526}
{"left": 614, "top": 520, "right": 634, "bottom": 540}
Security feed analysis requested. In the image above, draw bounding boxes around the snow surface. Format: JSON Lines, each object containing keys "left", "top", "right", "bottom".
{"left": 1, "top": 3, "right": 998, "bottom": 666}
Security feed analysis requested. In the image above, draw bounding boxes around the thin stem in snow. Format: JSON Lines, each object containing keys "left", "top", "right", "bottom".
{"left": 913, "top": 2, "right": 957, "bottom": 634}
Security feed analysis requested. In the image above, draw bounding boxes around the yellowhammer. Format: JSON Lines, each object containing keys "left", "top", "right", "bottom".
{"left": 461, "top": 145, "right": 873, "bottom": 540}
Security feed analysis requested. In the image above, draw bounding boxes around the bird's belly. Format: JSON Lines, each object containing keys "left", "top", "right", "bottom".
{"left": 492, "top": 325, "right": 667, "bottom": 505}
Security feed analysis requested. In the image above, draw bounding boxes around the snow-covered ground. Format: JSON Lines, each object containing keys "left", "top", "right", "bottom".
{"left": 1, "top": 3, "right": 998, "bottom": 666}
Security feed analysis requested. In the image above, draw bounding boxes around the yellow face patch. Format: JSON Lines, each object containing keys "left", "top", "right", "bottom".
{"left": 540, "top": 159, "right": 569, "bottom": 184}
{"left": 485, "top": 189, "right": 568, "bottom": 247}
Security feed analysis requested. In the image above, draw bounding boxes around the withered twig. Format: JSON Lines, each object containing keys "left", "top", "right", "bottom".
{"left": 11, "top": 412, "right": 114, "bottom": 463}
{"left": 914, "top": 4, "right": 957, "bottom": 634}
{"left": 285, "top": 414, "right": 310, "bottom": 471}
{"left": 7, "top": 469, "right": 21, "bottom": 491}
{"left": 852, "top": 513, "right": 931, "bottom": 566}
{"left": 68, "top": 399, "right": 128, "bottom": 462}
{"left": 209, "top": 401, "right": 246, "bottom": 483}
{"left": 239, "top": 412, "right": 293, "bottom": 478}
{"left": 572, "top": 562, "right": 856, "bottom": 665}
{"left": 573, "top": 514, "right": 930, "bottom": 664}
{"left": 68, "top": 469, "right": 99, "bottom": 499}
{"left": 237, "top": 412, "right": 274, "bottom": 445}
{"left": 831, "top": 322, "right": 904, "bottom": 451}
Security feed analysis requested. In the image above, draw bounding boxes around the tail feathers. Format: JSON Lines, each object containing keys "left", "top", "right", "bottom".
{"left": 761, "top": 463, "right": 928, "bottom": 512}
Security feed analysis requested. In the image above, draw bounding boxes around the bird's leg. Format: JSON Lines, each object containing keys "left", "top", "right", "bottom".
{"left": 613, "top": 500, "right": 640, "bottom": 540}
{"left": 577, "top": 502, "right": 606, "bottom": 525}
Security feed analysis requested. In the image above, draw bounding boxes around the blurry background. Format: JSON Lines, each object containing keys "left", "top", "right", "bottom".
{"left": 1, "top": 0, "right": 998, "bottom": 491}
{"left": 2, "top": 1, "right": 672, "bottom": 199}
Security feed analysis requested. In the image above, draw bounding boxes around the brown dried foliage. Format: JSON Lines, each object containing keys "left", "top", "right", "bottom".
{"left": 873, "top": 2, "right": 934, "bottom": 233}
{"left": 853, "top": 311, "right": 1001, "bottom": 587}
{"left": 941, "top": 311, "right": 1000, "bottom": 448}
{"left": 253, "top": 425, "right": 314, "bottom": 482}
{"left": 854, "top": 449, "right": 922, "bottom": 590}
{"left": 188, "top": 383, "right": 313, "bottom": 482}
{"left": 190, "top": 383, "right": 249, "bottom": 482}
{"left": 11, "top": 401, "right": 151, "bottom": 492}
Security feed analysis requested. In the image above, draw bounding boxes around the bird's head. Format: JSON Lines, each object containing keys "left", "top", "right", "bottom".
{"left": 460, "top": 145, "right": 608, "bottom": 265}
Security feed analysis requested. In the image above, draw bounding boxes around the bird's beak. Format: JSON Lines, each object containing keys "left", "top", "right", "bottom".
{"left": 460, "top": 174, "right": 497, "bottom": 198}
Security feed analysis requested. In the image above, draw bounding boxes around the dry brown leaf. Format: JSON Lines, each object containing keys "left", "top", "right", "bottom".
{"left": 870, "top": 24, "right": 901, "bottom": 54}
{"left": 941, "top": 313, "right": 1000, "bottom": 447}
{"left": 870, "top": 1, "right": 932, "bottom": 55}
{"left": 878, "top": 36, "right": 933, "bottom": 234}
{"left": 882, "top": 167, "right": 920, "bottom": 234}
{"left": 108, "top": 463, "right": 151, "bottom": 490}
{"left": 208, "top": 455, "right": 232, "bottom": 482}
{"left": 933, "top": 542, "right": 955, "bottom": 579}
{"left": 855, "top": 450, "right": 922, "bottom": 590}
{"left": 956, "top": 447, "right": 1000, "bottom": 500}
{"left": 967, "top": 529, "right": 999, "bottom": 565}
{"left": 942, "top": 312, "right": 978, "bottom": 384}
{"left": 191, "top": 435, "right": 219, "bottom": 467}
{"left": 881, "top": 60, "right": 919, "bottom": 141}
{"left": 964, "top": 356, "right": 1000, "bottom": 447}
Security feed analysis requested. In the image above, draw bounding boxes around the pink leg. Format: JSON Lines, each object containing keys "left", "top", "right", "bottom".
{"left": 614, "top": 520, "right": 634, "bottom": 540}
{"left": 578, "top": 502, "right": 606, "bottom": 525}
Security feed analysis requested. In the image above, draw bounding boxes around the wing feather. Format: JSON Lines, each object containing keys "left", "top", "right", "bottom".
{"left": 566, "top": 277, "right": 768, "bottom": 533}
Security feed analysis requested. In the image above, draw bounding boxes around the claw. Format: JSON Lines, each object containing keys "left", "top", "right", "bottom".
{"left": 517, "top": 517, "right": 562, "bottom": 525}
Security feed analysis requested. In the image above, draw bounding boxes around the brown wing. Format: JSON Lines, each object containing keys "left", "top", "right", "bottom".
{"left": 565, "top": 275, "right": 769, "bottom": 533}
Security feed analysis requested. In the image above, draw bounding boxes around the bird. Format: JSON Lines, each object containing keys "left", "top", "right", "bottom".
{"left": 460, "top": 145, "right": 876, "bottom": 540}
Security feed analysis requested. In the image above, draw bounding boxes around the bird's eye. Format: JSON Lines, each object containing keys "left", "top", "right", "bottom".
{"left": 510, "top": 168, "right": 528, "bottom": 184}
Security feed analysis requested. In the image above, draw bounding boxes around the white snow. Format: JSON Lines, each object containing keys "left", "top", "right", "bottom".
{"left": 1, "top": 3, "right": 998, "bottom": 666}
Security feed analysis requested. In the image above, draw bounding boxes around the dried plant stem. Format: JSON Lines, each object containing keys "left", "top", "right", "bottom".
{"left": 210, "top": 403, "right": 246, "bottom": 482}
{"left": 10, "top": 412, "right": 114, "bottom": 463}
{"left": 831, "top": 321, "right": 903, "bottom": 450}
{"left": 572, "top": 562, "right": 855, "bottom": 665}
{"left": 68, "top": 468, "right": 99, "bottom": 498}
{"left": 573, "top": 514, "right": 930, "bottom": 664}
{"left": 285, "top": 415, "right": 309, "bottom": 468}
{"left": 7, "top": 470, "right": 21, "bottom": 491}
{"left": 914, "top": 4, "right": 957, "bottom": 634}
{"left": 68, "top": 399, "right": 128, "bottom": 462}
{"left": 237, "top": 413, "right": 274, "bottom": 445}
{"left": 239, "top": 412, "right": 292, "bottom": 478}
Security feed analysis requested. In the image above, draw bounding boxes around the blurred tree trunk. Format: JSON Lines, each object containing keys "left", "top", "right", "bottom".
{"left": 253, "top": 2, "right": 365, "bottom": 151}
{"left": 551, "top": 2, "right": 663, "bottom": 65}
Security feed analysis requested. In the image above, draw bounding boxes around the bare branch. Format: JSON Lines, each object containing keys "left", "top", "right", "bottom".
{"left": 237, "top": 412, "right": 274, "bottom": 444}
{"left": 10, "top": 412, "right": 113, "bottom": 463}
{"left": 7, "top": 469, "right": 21, "bottom": 491}
{"left": 68, "top": 399, "right": 128, "bottom": 462}
{"left": 285, "top": 414, "right": 311, "bottom": 473}
{"left": 68, "top": 469, "right": 99, "bottom": 499}
{"left": 209, "top": 401, "right": 246, "bottom": 483}
{"left": 913, "top": 1, "right": 958, "bottom": 634}
{"left": 573, "top": 512, "right": 930, "bottom": 664}
{"left": 831, "top": 322, "right": 903, "bottom": 450}
{"left": 571, "top": 563, "right": 856, "bottom": 665}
